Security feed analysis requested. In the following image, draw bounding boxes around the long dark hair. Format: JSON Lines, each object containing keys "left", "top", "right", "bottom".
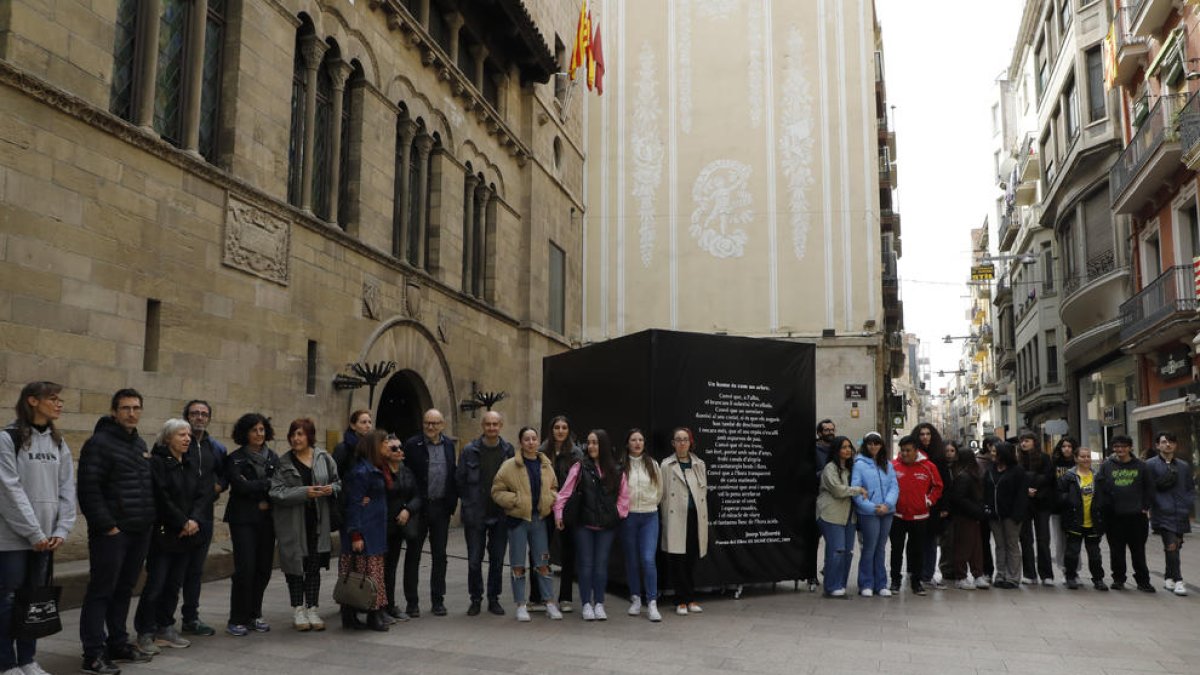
{"left": 619, "top": 428, "right": 660, "bottom": 487}
{"left": 585, "top": 429, "right": 619, "bottom": 493}
{"left": 911, "top": 422, "right": 943, "bottom": 456}
{"left": 826, "top": 436, "right": 855, "bottom": 481}
{"left": 13, "top": 381, "right": 64, "bottom": 450}
{"left": 1052, "top": 436, "right": 1078, "bottom": 464}
{"left": 356, "top": 429, "right": 390, "bottom": 468}
{"left": 953, "top": 441, "right": 980, "bottom": 479}
{"left": 859, "top": 435, "right": 889, "bottom": 468}
{"left": 994, "top": 442, "right": 1017, "bottom": 470}
{"left": 540, "top": 415, "right": 576, "bottom": 462}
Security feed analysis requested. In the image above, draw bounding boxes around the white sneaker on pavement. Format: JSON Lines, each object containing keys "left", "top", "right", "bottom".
{"left": 515, "top": 605, "right": 531, "bottom": 622}
{"left": 581, "top": 603, "right": 596, "bottom": 621}
{"left": 593, "top": 603, "right": 608, "bottom": 620}
{"left": 1175, "top": 580, "right": 1189, "bottom": 597}
{"left": 1165, "top": 579, "right": 1177, "bottom": 591}
{"left": 19, "top": 663, "right": 51, "bottom": 675}
{"left": 545, "top": 602, "right": 563, "bottom": 620}
{"left": 628, "top": 596, "right": 642, "bottom": 615}
{"left": 306, "top": 606, "right": 325, "bottom": 630}
{"left": 292, "top": 606, "right": 310, "bottom": 631}
{"left": 647, "top": 601, "right": 662, "bottom": 622}
{"left": 675, "top": 603, "right": 688, "bottom": 615}
{"left": 975, "top": 577, "right": 991, "bottom": 589}
{"left": 956, "top": 579, "right": 975, "bottom": 590}
{"left": 860, "top": 588, "right": 874, "bottom": 597}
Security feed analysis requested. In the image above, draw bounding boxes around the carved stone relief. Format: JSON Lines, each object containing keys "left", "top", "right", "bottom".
{"left": 362, "top": 277, "right": 381, "bottom": 319}
{"left": 404, "top": 278, "right": 423, "bottom": 319}
{"left": 780, "top": 27, "right": 816, "bottom": 261}
{"left": 632, "top": 43, "right": 664, "bottom": 268}
{"left": 223, "top": 195, "right": 290, "bottom": 285}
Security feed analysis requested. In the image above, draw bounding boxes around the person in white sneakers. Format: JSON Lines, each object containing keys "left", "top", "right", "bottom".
{"left": 660, "top": 428, "right": 710, "bottom": 615}
{"left": 618, "top": 429, "right": 664, "bottom": 621}
{"left": 492, "top": 427, "right": 563, "bottom": 621}
{"left": 0, "top": 382, "right": 75, "bottom": 675}
{"left": 1146, "top": 433, "right": 1195, "bottom": 597}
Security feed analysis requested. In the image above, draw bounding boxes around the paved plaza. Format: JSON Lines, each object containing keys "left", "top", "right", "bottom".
{"left": 34, "top": 535, "right": 1200, "bottom": 675}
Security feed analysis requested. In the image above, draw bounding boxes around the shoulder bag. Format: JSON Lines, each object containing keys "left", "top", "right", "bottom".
{"left": 12, "top": 552, "right": 61, "bottom": 640}
{"left": 332, "top": 553, "right": 377, "bottom": 611}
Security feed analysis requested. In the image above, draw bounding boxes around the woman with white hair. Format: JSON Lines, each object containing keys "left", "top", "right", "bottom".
{"left": 133, "top": 418, "right": 208, "bottom": 654}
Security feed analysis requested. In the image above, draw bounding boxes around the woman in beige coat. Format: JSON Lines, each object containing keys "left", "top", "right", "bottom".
{"left": 660, "top": 427, "right": 709, "bottom": 616}
{"left": 491, "top": 426, "right": 561, "bottom": 622}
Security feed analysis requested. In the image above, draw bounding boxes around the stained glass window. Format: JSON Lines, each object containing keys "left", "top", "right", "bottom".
{"left": 198, "top": 0, "right": 225, "bottom": 161}
{"left": 110, "top": 0, "right": 139, "bottom": 120}
{"left": 153, "top": 0, "right": 188, "bottom": 146}
{"left": 286, "top": 33, "right": 307, "bottom": 207}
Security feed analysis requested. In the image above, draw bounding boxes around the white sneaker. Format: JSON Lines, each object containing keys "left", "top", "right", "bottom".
{"left": 559, "top": 601, "right": 573, "bottom": 613}
{"left": 306, "top": 605, "right": 325, "bottom": 631}
{"left": 975, "top": 577, "right": 991, "bottom": 589}
{"left": 581, "top": 603, "right": 596, "bottom": 621}
{"left": 686, "top": 602, "right": 702, "bottom": 614}
{"left": 593, "top": 603, "right": 608, "bottom": 620}
{"left": 1175, "top": 580, "right": 1189, "bottom": 597}
{"left": 647, "top": 600, "right": 662, "bottom": 622}
{"left": 545, "top": 602, "right": 563, "bottom": 620}
{"left": 1021, "top": 577, "right": 1036, "bottom": 585}
{"left": 860, "top": 588, "right": 874, "bottom": 597}
{"left": 628, "top": 596, "right": 642, "bottom": 615}
{"left": 956, "top": 579, "right": 975, "bottom": 590}
{"left": 830, "top": 588, "right": 846, "bottom": 597}
{"left": 3, "top": 667, "right": 25, "bottom": 675}
{"left": 515, "top": 605, "right": 531, "bottom": 622}
{"left": 1165, "top": 578, "right": 1177, "bottom": 591}
{"left": 292, "top": 605, "right": 311, "bottom": 631}
{"left": 19, "top": 664, "right": 50, "bottom": 675}
{"left": 1041, "top": 578, "right": 1055, "bottom": 587}
{"left": 878, "top": 588, "right": 893, "bottom": 597}
{"left": 675, "top": 603, "right": 688, "bottom": 615}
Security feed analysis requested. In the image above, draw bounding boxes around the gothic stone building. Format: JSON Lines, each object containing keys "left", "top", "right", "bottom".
{"left": 0, "top": 0, "right": 585, "bottom": 541}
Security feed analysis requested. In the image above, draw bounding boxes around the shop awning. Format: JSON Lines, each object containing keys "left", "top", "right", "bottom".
{"left": 1129, "top": 395, "right": 1200, "bottom": 425}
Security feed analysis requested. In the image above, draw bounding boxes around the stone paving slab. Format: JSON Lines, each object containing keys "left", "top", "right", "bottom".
{"left": 30, "top": 532, "right": 1200, "bottom": 674}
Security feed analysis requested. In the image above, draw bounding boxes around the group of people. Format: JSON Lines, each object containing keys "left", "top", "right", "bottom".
{"left": 811, "top": 419, "right": 1196, "bottom": 599}
{"left": 0, "top": 383, "right": 719, "bottom": 675}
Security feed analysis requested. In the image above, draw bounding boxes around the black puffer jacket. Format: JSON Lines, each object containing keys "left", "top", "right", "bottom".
{"left": 224, "top": 446, "right": 279, "bottom": 525}
{"left": 983, "top": 464, "right": 1028, "bottom": 521}
{"left": 149, "top": 444, "right": 209, "bottom": 532}
{"left": 77, "top": 416, "right": 155, "bottom": 534}
{"left": 947, "top": 467, "right": 985, "bottom": 521}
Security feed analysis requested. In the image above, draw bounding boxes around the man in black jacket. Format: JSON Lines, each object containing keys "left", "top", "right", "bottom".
{"left": 403, "top": 409, "right": 458, "bottom": 617}
{"left": 456, "top": 411, "right": 514, "bottom": 616}
{"left": 175, "top": 399, "right": 226, "bottom": 637}
{"left": 78, "top": 389, "right": 156, "bottom": 675}
{"left": 1097, "top": 435, "right": 1155, "bottom": 592}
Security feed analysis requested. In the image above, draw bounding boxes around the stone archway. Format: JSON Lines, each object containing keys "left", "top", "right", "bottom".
{"left": 354, "top": 317, "right": 456, "bottom": 433}
{"left": 375, "top": 369, "right": 429, "bottom": 441}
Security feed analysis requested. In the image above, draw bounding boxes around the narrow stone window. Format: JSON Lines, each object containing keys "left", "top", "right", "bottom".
{"left": 306, "top": 340, "right": 318, "bottom": 395}
{"left": 143, "top": 299, "right": 161, "bottom": 372}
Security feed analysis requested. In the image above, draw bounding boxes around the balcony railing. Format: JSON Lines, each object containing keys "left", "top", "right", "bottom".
{"left": 1181, "top": 89, "right": 1200, "bottom": 167}
{"left": 1118, "top": 265, "right": 1199, "bottom": 343}
{"left": 1110, "top": 93, "right": 1187, "bottom": 208}
{"left": 1064, "top": 250, "right": 1118, "bottom": 297}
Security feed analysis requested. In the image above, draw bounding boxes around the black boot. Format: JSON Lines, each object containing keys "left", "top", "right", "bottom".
{"left": 367, "top": 610, "right": 390, "bottom": 632}
{"left": 341, "top": 606, "right": 366, "bottom": 630}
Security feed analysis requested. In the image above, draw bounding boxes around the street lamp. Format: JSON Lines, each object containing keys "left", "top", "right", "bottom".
{"left": 980, "top": 253, "right": 1037, "bottom": 265}
{"left": 943, "top": 334, "right": 976, "bottom": 344}
{"left": 937, "top": 369, "right": 968, "bottom": 377}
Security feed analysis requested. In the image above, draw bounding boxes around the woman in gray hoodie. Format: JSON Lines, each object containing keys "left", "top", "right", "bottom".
{"left": 0, "top": 381, "right": 76, "bottom": 675}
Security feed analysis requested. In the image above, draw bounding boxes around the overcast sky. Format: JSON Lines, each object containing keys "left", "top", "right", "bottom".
{"left": 874, "top": 0, "right": 1026, "bottom": 393}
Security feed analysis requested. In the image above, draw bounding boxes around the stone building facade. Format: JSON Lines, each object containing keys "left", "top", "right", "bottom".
{"left": 580, "top": 0, "right": 905, "bottom": 442}
{"left": 0, "top": 0, "right": 585, "bottom": 545}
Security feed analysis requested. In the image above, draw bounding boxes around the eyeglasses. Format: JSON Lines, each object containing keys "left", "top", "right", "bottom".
{"left": 117, "top": 406, "right": 142, "bottom": 413}
{"left": 42, "top": 397, "right": 64, "bottom": 406}
{"left": 187, "top": 410, "right": 211, "bottom": 418}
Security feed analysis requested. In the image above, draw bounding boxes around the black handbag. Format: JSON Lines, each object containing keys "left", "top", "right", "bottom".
{"left": 332, "top": 554, "right": 377, "bottom": 611}
{"left": 12, "top": 553, "right": 61, "bottom": 640}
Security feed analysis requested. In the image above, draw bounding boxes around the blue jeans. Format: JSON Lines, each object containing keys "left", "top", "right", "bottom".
{"left": 507, "top": 517, "right": 553, "bottom": 604}
{"left": 574, "top": 527, "right": 617, "bottom": 605}
{"left": 817, "top": 518, "right": 856, "bottom": 594}
{"left": 0, "top": 550, "right": 49, "bottom": 669}
{"left": 621, "top": 512, "right": 659, "bottom": 601}
{"left": 465, "top": 519, "right": 508, "bottom": 602}
{"left": 857, "top": 513, "right": 893, "bottom": 593}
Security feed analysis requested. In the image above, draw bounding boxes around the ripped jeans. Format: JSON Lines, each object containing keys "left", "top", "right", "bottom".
{"left": 507, "top": 516, "right": 553, "bottom": 605}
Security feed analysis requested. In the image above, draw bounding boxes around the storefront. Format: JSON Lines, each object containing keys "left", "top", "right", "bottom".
{"left": 1078, "top": 356, "right": 1137, "bottom": 455}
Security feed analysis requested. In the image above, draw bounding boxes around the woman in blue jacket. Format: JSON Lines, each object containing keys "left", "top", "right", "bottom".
{"left": 851, "top": 432, "right": 898, "bottom": 597}
{"left": 340, "top": 430, "right": 390, "bottom": 632}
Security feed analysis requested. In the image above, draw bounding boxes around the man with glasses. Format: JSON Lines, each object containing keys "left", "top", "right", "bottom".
{"left": 79, "top": 389, "right": 155, "bottom": 674}
{"left": 455, "top": 411, "right": 515, "bottom": 617}
{"left": 403, "top": 409, "right": 458, "bottom": 617}
{"left": 1097, "top": 435, "right": 1155, "bottom": 592}
{"left": 173, "top": 400, "right": 228, "bottom": 637}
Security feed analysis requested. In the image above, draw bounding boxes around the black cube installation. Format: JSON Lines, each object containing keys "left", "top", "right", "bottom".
{"left": 541, "top": 329, "right": 816, "bottom": 587}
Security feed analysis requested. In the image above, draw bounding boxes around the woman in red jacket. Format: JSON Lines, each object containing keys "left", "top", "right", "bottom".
{"left": 889, "top": 436, "right": 943, "bottom": 595}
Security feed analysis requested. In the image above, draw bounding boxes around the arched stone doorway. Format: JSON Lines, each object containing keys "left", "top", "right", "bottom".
{"left": 375, "top": 369, "right": 430, "bottom": 441}
{"left": 352, "top": 316, "right": 456, "bottom": 436}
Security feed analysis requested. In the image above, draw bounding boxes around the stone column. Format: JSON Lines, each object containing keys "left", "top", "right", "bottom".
{"left": 446, "top": 13, "right": 464, "bottom": 63}
{"left": 462, "top": 172, "right": 479, "bottom": 292}
{"left": 325, "top": 59, "right": 354, "bottom": 224}
{"left": 180, "top": 0, "right": 210, "bottom": 152}
{"left": 472, "top": 182, "right": 490, "bottom": 298}
{"left": 472, "top": 45, "right": 488, "bottom": 90}
{"left": 412, "top": 134, "right": 434, "bottom": 268}
{"left": 134, "top": 0, "right": 164, "bottom": 129}
{"left": 298, "top": 35, "right": 328, "bottom": 213}
{"left": 418, "top": 0, "right": 430, "bottom": 24}
{"left": 393, "top": 118, "right": 418, "bottom": 258}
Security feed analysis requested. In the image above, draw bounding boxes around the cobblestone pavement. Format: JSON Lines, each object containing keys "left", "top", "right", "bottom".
{"left": 35, "top": 533, "right": 1200, "bottom": 674}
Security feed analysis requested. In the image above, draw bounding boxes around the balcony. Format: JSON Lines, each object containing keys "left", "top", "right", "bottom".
{"left": 995, "top": 346, "right": 1015, "bottom": 373}
{"left": 1061, "top": 253, "right": 1130, "bottom": 338}
{"left": 1119, "top": 265, "right": 1200, "bottom": 352}
{"left": 1181, "top": 90, "right": 1200, "bottom": 170}
{"left": 998, "top": 212, "right": 1016, "bottom": 252}
{"left": 993, "top": 277, "right": 1013, "bottom": 305}
{"left": 879, "top": 157, "right": 894, "bottom": 189}
{"left": 882, "top": 250, "right": 899, "bottom": 300}
{"left": 1130, "top": 0, "right": 1175, "bottom": 38}
{"left": 1112, "top": 6, "right": 1149, "bottom": 88}
{"left": 1111, "top": 93, "right": 1187, "bottom": 215}
{"left": 880, "top": 208, "right": 901, "bottom": 236}
{"left": 1017, "top": 133, "right": 1039, "bottom": 182}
